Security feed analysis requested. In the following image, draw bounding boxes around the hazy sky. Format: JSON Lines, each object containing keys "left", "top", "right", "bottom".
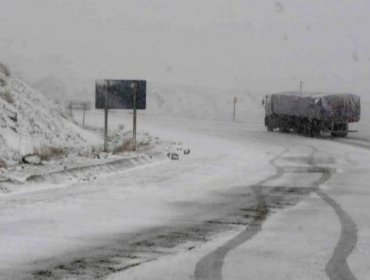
{"left": 1, "top": 0, "right": 370, "bottom": 93}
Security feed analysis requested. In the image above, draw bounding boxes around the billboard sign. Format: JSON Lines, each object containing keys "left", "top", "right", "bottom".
{"left": 95, "top": 80, "right": 146, "bottom": 109}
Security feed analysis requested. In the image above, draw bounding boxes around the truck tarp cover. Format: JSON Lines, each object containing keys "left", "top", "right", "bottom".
{"left": 270, "top": 92, "right": 360, "bottom": 122}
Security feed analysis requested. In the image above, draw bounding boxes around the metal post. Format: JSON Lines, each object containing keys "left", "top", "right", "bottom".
{"left": 300, "top": 81, "right": 303, "bottom": 93}
{"left": 233, "top": 96, "right": 237, "bottom": 122}
{"left": 132, "top": 82, "right": 137, "bottom": 151}
{"left": 104, "top": 81, "right": 109, "bottom": 152}
{"left": 69, "top": 102, "right": 73, "bottom": 117}
{"left": 82, "top": 103, "right": 86, "bottom": 129}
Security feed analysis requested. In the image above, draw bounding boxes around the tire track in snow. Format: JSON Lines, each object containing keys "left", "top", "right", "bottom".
{"left": 194, "top": 149, "right": 288, "bottom": 280}
{"left": 195, "top": 145, "right": 358, "bottom": 280}
{"left": 309, "top": 147, "right": 358, "bottom": 280}
{"left": 316, "top": 189, "right": 358, "bottom": 280}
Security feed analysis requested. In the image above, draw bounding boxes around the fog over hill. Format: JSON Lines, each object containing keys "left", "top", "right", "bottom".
{"left": 2, "top": 1, "right": 370, "bottom": 95}
{"left": 146, "top": 83, "right": 265, "bottom": 122}
{"left": 1, "top": 1, "right": 370, "bottom": 134}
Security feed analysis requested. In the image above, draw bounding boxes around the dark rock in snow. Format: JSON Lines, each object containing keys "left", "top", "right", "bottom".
{"left": 184, "top": 149, "right": 190, "bottom": 155}
{"left": 8, "top": 112, "right": 17, "bottom": 122}
{"left": 0, "top": 62, "right": 10, "bottom": 77}
{"left": 170, "top": 153, "right": 179, "bottom": 160}
{"left": 22, "top": 154, "right": 42, "bottom": 165}
{"left": 0, "top": 159, "right": 7, "bottom": 169}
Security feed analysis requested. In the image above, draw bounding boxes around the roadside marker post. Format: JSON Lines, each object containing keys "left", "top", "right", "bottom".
{"left": 233, "top": 96, "right": 237, "bottom": 122}
{"left": 66, "top": 101, "right": 91, "bottom": 128}
{"left": 82, "top": 103, "right": 87, "bottom": 128}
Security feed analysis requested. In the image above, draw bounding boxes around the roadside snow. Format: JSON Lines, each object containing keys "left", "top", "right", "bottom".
{"left": 0, "top": 73, "right": 101, "bottom": 165}
{"left": 0, "top": 117, "right": 277, "bottom": 278}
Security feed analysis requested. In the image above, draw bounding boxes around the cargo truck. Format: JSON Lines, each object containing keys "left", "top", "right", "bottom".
{"left": 262, "top": 92, "right": 361, "bottom": 137}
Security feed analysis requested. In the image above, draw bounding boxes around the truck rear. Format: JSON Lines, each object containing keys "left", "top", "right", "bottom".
{"left": 263, "top": 92, "right": 361, "bottom": 137}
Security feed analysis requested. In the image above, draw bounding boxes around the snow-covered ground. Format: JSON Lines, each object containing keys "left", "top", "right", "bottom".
{"left": 103, "top": 119, "right": 370, "bottom": 280}
{"left": 0, "top": 115, "right": 277, "bottom": 278}
{"left": 1, "top": 76, "right": 370, "bottom": 279}
{"left": 1, "top": 109, "right": 370, "bottom": 279}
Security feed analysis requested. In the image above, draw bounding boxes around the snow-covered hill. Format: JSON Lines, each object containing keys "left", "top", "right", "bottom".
{"left": 0, "top": 73, "right": 101, "bottom": 165}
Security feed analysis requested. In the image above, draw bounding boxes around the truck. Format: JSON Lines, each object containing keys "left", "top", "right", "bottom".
{"left": 262, "top": 92, "right": 361, "bottom": 137}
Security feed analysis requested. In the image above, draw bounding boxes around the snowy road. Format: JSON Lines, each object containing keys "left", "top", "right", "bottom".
{"left": 1, "top": 115, "right": 370, "bottom": 280}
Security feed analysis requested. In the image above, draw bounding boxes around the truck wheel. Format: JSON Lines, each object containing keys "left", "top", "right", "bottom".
{"left": 331, "top": 131, "right": 348, "bottom": 137}
{"left": 303, "top": 121, "right": 311, "bottom": 137}
{"left": 311, "top": 120, "right": 321, "bottom": 137}
{"left": 341, "top": 123, "right": 349, "bottom": 137}
{"left": 309, "top": 126, "right": 314, "bottom": 137}
{"left": 331, "top": 123, "right": 348, "bottom": 137}
{"left": 296, "top": 119, "right": 304, "bottom": 134}
{"left": 265, "top": 117, "right": 273, "bottom": 131}
{"left": 278, "top": 118, "right": 289, "bottom": 133}
{"left": 280, "top": 125, "right": 290, "bottom": 133}
{"left": 332, "top": 131, "right": 348, "bottom": 137}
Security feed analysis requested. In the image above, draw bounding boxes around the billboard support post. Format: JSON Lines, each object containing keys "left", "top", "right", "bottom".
{"left": 104, "top": 80, "right": 109, "bottom": 152}
{"left": 132, "top": 81, "right": 137, "bottom": 151}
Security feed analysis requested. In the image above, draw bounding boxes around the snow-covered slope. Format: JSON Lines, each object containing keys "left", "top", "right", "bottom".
{"left": 0, "top": 73, "right": 101, "bottom": 165}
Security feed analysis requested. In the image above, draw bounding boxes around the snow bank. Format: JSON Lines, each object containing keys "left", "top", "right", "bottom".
{"left": 0, "top": 73, "right": 101, "bottom": 165}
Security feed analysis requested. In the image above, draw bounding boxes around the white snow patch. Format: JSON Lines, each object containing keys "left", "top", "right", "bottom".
{"left": 0, "top": 73, "right": 101, "bottom": 165}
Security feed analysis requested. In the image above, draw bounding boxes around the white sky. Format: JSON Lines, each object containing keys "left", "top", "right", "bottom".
{"left": 1, "top": 0, "right": 370, "bottom": 93}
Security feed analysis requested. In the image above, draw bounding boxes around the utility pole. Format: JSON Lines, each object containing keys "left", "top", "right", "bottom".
{"left": 68, "top": 102, "right": 73, "bottom": 117}
{"left": 82, "top": 103, "right": 86, "bottom": 129}
{"left": 104, "top": 81, "right": 109, "bottom": 152}
{"left": 132, "top": 81, "right": 138, "bottom": 151}
{"left": 233, "top": 96, "right": 237, "bottom": 122}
